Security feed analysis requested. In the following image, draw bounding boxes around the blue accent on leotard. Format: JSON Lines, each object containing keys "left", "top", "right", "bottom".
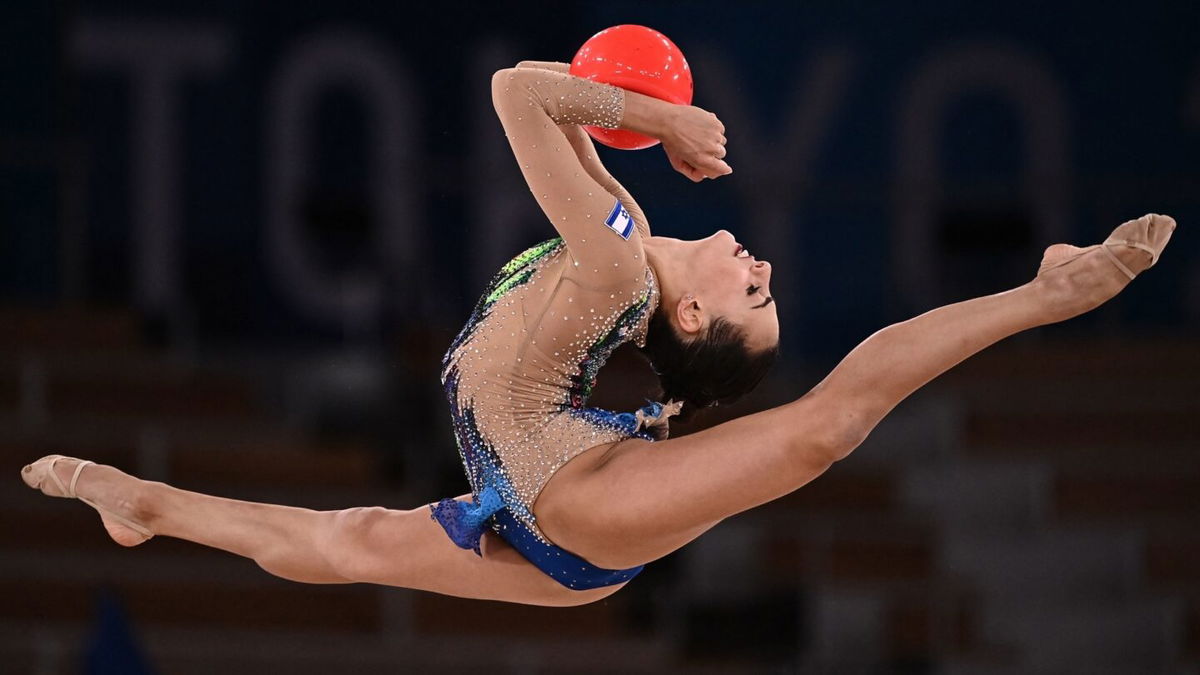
{"left": 429, "top": 401, "right": 660, "bottom": 590}
{"left": 429, "top": 486, "right": 505, "bottom": 556}
{"left": 491, "top": 503, "right": 643, "bottom": 591}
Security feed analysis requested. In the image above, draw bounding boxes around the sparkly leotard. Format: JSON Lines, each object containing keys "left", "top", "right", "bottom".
{"left": 428, "top": 62, "right": 682, "bottom": 590}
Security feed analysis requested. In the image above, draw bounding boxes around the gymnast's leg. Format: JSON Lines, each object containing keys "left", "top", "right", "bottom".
{"left": 540, "top": 279, "right": 1055, "bottom": 568}
{"left": 542, "top": 216, "right": 1173, "bottom": 570}
{"left": 24, "top": 458, "right": 622, "bottom": 606}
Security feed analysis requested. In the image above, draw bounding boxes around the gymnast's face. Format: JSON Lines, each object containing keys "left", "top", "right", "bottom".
{"left": 676, "top": 229, "right": 780, "bottom": 351}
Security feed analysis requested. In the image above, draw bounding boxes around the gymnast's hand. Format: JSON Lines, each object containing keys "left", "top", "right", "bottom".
{"left": 661, "top": 105, "right": 732, "bottom": 182}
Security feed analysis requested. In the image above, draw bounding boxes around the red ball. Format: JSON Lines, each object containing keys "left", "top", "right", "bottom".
{"left": 569, "top": 25, "right": 693, "bottom": 150}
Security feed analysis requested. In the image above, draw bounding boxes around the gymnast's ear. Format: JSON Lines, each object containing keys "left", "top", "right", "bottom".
{"left": 675, "top": 293, "right": 705, "bottom": 337}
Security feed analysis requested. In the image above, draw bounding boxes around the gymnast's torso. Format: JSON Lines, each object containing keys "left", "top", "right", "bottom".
{"left": 439, "top": 230, "right": 664, "bottom": 545}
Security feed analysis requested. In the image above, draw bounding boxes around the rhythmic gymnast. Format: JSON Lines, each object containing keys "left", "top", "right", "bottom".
{"left": 22, "top": 60, "right": 1176, "bottom": 607}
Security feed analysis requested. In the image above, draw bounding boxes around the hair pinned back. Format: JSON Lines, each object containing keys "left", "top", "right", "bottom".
{"left": 636, "top": 307, "right": 779, "bottom": 424}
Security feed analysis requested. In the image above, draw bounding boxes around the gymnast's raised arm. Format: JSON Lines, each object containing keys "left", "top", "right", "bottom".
{"left": 491, "top": 64, "right": 729, "bottom": 280}
{"left": 515, "top": 60, "right": 651, "bottom": 239}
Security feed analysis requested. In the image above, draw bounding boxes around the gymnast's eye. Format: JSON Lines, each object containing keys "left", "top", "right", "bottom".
{"left": 747, "top": 284, "right": 760, "bottom": 295}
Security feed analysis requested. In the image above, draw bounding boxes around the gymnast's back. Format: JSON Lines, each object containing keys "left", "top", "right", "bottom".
{"left": 437, "top": 63, "right": 672, "bottom": 543}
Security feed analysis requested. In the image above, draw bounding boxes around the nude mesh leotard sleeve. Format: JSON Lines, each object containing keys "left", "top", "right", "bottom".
{"left": 514, "top": 60, "right": 652, "bottom": 241}
{"left": 490, "top": 66, "right": 650, "bottom": 275}
{"left": 439, "top": 66, "right": 669, "bottom": 543}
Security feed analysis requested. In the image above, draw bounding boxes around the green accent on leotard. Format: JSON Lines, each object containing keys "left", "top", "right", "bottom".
{"left": 484, "top": 238, "right": 563, "bottom": 305}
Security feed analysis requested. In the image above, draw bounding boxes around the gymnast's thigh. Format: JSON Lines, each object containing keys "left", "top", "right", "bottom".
{"left": 536, "top": 399, "right": 841, "bottom": 570}
{"left": 338, "top": 494, "right": 624, "bottom": 606}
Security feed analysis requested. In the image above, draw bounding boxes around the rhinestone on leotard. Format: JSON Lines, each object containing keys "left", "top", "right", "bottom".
{"left": 437, "top": 66, "right": 659, "bottom": 550}
{"left": 440, "top": 239, "right": 658, "bottom": 544}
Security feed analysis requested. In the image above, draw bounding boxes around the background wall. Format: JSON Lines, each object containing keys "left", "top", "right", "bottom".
{"left": 3, "top": 2, "right": 1198, "bottom": 673}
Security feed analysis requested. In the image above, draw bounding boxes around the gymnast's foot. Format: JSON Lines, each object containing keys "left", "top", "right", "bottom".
{"left": 21, "top": 456, "right": 154, "bottom": 547}
{"left": 1034, "top": 213, "right": 1176, "bottom": 322}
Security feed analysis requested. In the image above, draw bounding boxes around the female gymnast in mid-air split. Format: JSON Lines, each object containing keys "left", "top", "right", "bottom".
{"left": 23, "top": 60, "right": 1176, "bottom": 607}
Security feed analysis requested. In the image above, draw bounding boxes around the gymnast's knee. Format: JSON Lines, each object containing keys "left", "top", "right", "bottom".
{"left": 817, "top": 426, "right": 873, "bottom": 465}
{"left": 323, "top": 506, "right": 394, "bottom": 582}
{"left": 799, "top": 387, "right": 878, "bottom": 463}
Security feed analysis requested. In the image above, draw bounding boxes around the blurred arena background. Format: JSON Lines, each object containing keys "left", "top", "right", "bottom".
{"left": 3, "top": 1, "right": 1199, "bottom": 673}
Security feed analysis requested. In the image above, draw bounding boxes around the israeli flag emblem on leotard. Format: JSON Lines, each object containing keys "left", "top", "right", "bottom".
{"left": 604, "top": 199, "right": 634, "bottom": 240}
